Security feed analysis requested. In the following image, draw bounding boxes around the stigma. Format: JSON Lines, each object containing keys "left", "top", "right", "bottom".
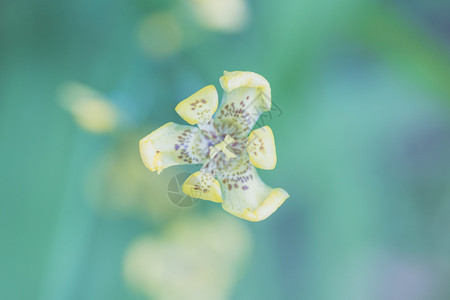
{"left": 209, "top": 135, "right": 236, "bottom": 161}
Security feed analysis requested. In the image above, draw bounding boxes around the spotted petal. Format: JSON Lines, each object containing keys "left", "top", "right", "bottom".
{"left": 182, "top": 171, "right": 223, "bottom": 203}
{"left": 217, "top": 156, "right": 288, "bottom": 222}
{"left": 175, "top": 85, "right": 219, "bottom": 125}
{"left": 247, "top": 126, "right": 277, "bottom": 170}
{"left": 215, "top": 71, "right": 271, "bottom": 137}
{"left": 139, "top": 122, "right": 208, "bottom": 174}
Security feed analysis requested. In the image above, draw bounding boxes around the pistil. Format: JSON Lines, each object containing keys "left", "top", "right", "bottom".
{"left": 209, "top": 135, "right": 236, "bottom": 161}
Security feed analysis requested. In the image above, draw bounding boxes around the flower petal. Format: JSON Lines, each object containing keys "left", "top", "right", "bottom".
{"left": 217, "top": 156, "right": 288, "bottom": 221}
{"left": 182, "top": 171, "right": 223, "bottom": 203}
{"left": 175, "top": 85, "right": 219, "bottom": 125}
{"left": 139, "top": 122, "right": 208, "bottom": 174}
{"left": 247, "top": 126, "right": 277, "bottom": 170}
{"left": 215, "top": 71, "right": 271, "bottom": 136}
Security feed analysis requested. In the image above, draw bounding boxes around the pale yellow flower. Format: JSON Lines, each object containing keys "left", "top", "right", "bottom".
{"left": 188, "top": 0, "right": 248, "bottom": 33}
{"left": 123, "top": 214, "right": 251, "bottom": 300}
{"left": 139, "top": 71, "right": 289, "bottom": 221}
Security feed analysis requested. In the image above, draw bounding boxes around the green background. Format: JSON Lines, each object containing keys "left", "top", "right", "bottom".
{"left": 1, "top": 0, "right": 450, "bottom": 299}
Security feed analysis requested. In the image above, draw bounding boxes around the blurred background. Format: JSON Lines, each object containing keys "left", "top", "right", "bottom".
{"left": 1, "top": 0, "right": 450, "bottom": 299}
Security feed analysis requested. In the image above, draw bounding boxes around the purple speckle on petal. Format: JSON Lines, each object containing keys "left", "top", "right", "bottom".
{"left": 174, "top": 144, "right": 180, "bottom": 150}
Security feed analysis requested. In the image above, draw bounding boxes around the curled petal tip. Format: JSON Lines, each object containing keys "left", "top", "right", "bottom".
{"left": 223, "top": 188, "right": 289, "bottom": 222}
{"left": 219, "top": 71, "right": 271, "bottom": 111}
{"left": 139, "top": 137, "right": 162, "bottom": 173}
{"left": 219, "top": 71, "right": 270, "bottom": 91}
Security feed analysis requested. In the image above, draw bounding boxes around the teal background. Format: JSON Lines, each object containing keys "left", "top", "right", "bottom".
{"left": 1, "top": 0, "right": 450, "bottom": 299}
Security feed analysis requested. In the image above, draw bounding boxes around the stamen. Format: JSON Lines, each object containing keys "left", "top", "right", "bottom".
{"left": 209, "top": 135, "right": 236, "bottom": 161}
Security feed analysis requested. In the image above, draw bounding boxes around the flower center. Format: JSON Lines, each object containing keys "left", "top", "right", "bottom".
{"left": 209, "top": 135, "right": 236, "bottom": 161}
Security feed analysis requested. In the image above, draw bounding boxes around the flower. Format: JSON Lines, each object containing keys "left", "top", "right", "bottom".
{"left": 123, "top": 213, "right": 251, "bottom": 300}
{"left": 188, "top": 0, "right": 249, "bottom": 33}
{"left": 139, "top": 71, "right": 289, "bottom": 221}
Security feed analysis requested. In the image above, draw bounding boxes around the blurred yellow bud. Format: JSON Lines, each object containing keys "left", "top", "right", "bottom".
{"left": 189, "top": 0, "right": 249, "bottom": 32}
{"left": 58, "top": 82, "right": 119, "bottom": 133}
